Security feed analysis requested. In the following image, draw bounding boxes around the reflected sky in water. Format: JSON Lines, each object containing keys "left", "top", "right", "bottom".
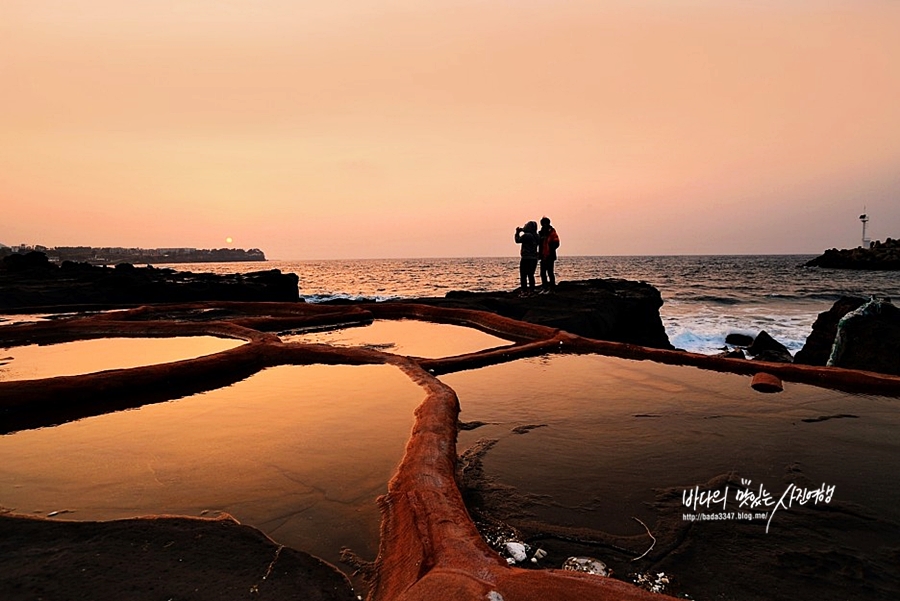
{"left": 443, "top": 354, "right": 900, "bottom": 531}
{"left": 0, "top": 336, "right": 246, "bottom": 381}
{"left": 282, "top": 318, "right": 511, "bottom": 358}
{"left": 0, "top": 364, "right": 422, "bottom": 569}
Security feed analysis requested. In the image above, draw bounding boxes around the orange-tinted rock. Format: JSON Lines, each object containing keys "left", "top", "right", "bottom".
{"left": 750, "top": 372, "right": 784, "bottom": 393}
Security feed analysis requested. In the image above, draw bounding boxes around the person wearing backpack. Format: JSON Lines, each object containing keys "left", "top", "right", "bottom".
{"left": 538, "top": 216, "right": 560, "bottom": 292}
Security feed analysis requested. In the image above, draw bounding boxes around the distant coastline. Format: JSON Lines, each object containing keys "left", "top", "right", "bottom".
{"left": 0, "top": 245, "right": 266, "bottom": 265}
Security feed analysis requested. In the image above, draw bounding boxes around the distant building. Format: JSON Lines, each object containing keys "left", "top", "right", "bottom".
{"left": 860, "top": 212, "right": 871, "bottom": 248}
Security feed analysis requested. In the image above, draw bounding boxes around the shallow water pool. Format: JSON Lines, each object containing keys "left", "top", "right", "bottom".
{"left": 0, "top": 364, "right": 422, "bottom": 572}
{"left": 0, "top": 336, "right": 246, "bottom": 381}
{"left": 281, "top": 318, "right": 512, "bottom": 358}
{"left": 442, "top": 354, "right": 900, "bottom": 600}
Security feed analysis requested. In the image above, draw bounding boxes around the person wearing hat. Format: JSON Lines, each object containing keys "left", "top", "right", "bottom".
{"left": 538, "top": 216, "right": 560, "bottom": 292}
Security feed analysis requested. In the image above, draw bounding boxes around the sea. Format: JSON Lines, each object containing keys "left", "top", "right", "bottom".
{"left": 161, "top": 255, "right": 900, "bottom": 356}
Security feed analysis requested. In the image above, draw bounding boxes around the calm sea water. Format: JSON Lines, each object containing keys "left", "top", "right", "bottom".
{"left": 163, "top": 256, "right": 900, "bottom": 355}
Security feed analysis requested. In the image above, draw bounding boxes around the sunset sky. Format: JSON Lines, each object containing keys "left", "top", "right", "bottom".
{"left": 3, "top": 1, "right": 899, "bottom": 259}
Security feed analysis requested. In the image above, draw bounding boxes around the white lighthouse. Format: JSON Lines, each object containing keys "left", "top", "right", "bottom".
{"left": 860, "top": 211, "right": 870, "bottom": 248}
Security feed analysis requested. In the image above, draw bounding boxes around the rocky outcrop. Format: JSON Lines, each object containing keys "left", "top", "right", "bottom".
{"left": 724, "top": 333, "right": 753, "bottom": 347}
{"left": 795, "top": 296, "right": 900, "bottom": 376}
{"left": 0, "top": 252, "right": 299, "bottom": 310}
{"left": 794, "top": 297, "right": 868, "bottom": 366}
{"left": 715, "top": 331, "right": 792, "bottom": 364}
{"left": 399, "top": 279, "right": 674, "bottom": 349}
{"left": 805, "top": 238, "right": 900, "bottom": 270}
{"left": 827, "top": 297, "right": 900, "bottom": 376}
{"left": 746, "top": 330, "right": 793, "bottom": 363}
{"left": 715, "top": 348, "right": 746, "bottom": 360}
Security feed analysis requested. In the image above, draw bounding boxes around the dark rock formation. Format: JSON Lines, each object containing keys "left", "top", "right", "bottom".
{"left": 0, "top": 252, "right": 299, "bottom": 310}
{"left": 715, "top": 348, "right": 746, "bottom": 360}
{"left": 725, "top": 333, "right": 753, "bottom": 347}
{"left": 805, "top": 238, "right": 900, "bottom": 270}
{"left": 746, "top": 330, "right": 793, "bottom": 363}
{"left": 796, "top": 296, "right": 900, "bottom": 376}
{"left": 402, "top": 278, "right": 673, "bottom": 349}
{"left": 826, "top": 297, "right": 900, "bottom": 376}
{"left": 1, "top": 251, "right": 56, "bottom": 274}
{"left": 794, "top": 297, "right": 868, "bottom": 366}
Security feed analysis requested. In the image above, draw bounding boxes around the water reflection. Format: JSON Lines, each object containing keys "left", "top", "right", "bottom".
{"left": 282, "top": 318, "right": 511, "bottom": 358}
{"left": 442, "top": 354, "right": 900, "bottom": 598}
{"left": 0, "top": 336, "right": 246, "bottom": 381}
{"left": 446, "top": 355, "right": 900, "bottom": 527}
{"left": 0, "top": 364, "right": 422, "bottom": 570}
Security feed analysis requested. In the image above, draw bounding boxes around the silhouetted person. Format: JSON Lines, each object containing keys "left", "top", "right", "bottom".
{"left": 538, "top": 216, "right": 560, "bottom": 292}
{"left": 515, "top": 221, "right": 540, "bottom": 294}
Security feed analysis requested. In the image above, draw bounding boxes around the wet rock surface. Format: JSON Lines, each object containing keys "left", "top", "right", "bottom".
{"left": 459, "top": 449, "right": 900, "bottom": 601}
{"left": 827, "top": 297, "right": 900, "bottom": 376}
{"left": 0, "top": 512, "right": 356, "bottom": 601}
{"left": 716, "top": 330, "right": 793, "bottom": 364}
{"left": 795, "top": 296, "right": 900, "bottom": 375}
{"left": 746, "top": 330, "right": 794, "bottom": 363}
{"left": 794, "top": 297, "right": 868, "bottom": 366}
{"left": 725, "top": 333, "right": 754, "bottom": 347}
{"left": 715, "top": 348, "right": 746, "bottom": 359}
{"left": 401, "top": 278, "right": 673, "bottom": 349}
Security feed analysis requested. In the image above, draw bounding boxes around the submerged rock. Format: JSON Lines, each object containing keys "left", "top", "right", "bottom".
{"left": 562, "top": 556, "right": 611, "bottom": 576}
{"left": 632, "top": 572, "right": 672, "bottom": 595}
{"left": 505, "top": 542, "right": 528, "bottom": 563}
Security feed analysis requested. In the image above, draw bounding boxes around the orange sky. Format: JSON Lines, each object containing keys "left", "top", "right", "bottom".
{"left": 2, "top": 1, "right": 899, "bottom": 259}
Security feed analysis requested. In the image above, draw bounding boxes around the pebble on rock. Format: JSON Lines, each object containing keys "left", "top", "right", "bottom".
{"left": 505, "top": 542, "right": 528, "bottom": 563}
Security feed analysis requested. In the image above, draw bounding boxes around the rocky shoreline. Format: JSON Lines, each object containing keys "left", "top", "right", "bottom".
{"left": 1, "top": 252, "right": 673, "bottom": 350}
{"left": 713, "top": 296, "right": 900, "bottom": 377}
{"left": 805, "top": 238, "right": 900, "bottom": 270}
{"left": 3, "top": 270, "right": 900, "bottom": 599}
{"left": 0, "top": 251, "right": 299, "bottom": 310}
{"left": 5, "top": 251, "right": 900, "bottom": 377}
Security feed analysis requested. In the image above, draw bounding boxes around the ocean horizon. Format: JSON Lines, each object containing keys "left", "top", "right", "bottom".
{"left": 160, "top": 254, "right": 900, "bottom": 356}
